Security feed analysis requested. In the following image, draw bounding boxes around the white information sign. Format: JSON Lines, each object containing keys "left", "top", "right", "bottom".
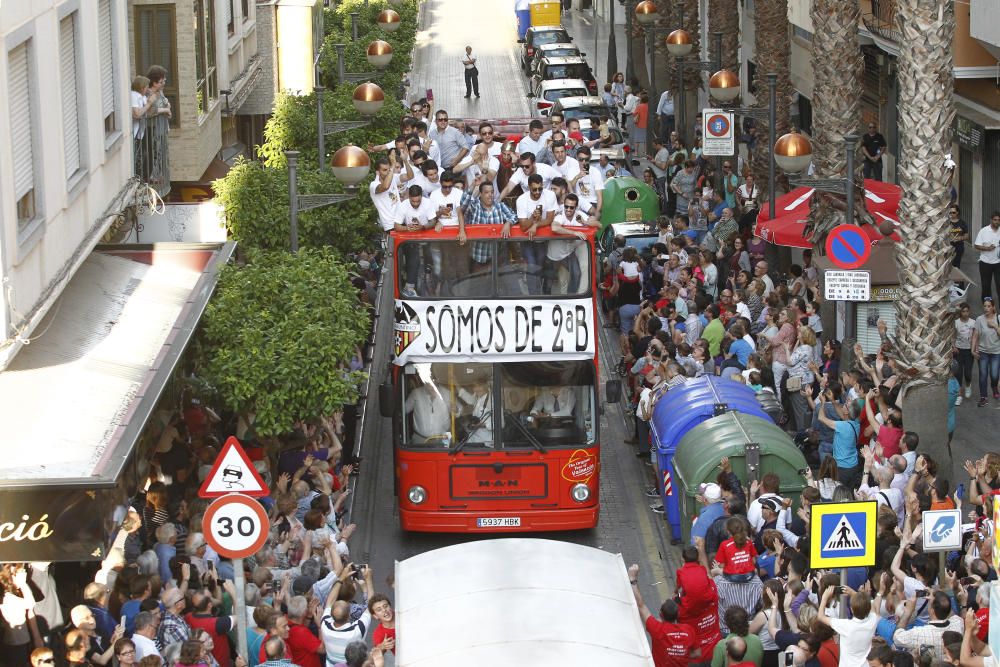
{"left": 824, "top": 270, "right": 871, "bottom": 302}
{"left": 702, "top": 109, "right": 735, "bottom": 157}
{"left": 393, "top": 298, "right": 595, "bottom": 365}
{"left": 921, "top": 509, "right": 962, "bottom": 552}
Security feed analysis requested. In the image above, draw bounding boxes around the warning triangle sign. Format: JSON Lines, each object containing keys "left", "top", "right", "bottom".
{"left": 823, "top": 515, "right": 863, "bottom": 551}
{"left": 198, "top": 436, "right": 269, "bottom": 498}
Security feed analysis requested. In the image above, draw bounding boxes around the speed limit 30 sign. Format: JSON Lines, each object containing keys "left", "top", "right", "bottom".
{"left": 202, "top": 494, "right": 270, "bottom": 559}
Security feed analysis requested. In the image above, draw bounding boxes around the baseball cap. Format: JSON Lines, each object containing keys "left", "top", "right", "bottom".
{"left": 760, "top": 498, "right": 780, "bottom": 513}
{"left": 292, "top": 575, "right": 317, "bottom": 596}
{"left": 699, "top": 482, "right": 722, "bottom": 503}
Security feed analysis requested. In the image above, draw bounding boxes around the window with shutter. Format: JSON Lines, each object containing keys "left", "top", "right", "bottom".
{"left": 226, "top": 0, "right": 234, "bottom": 35}
{"left": 8, "top": 41, "right": 36, "bottom": 228}
{"left": 99, "top": 0, "right": 116, "bottom": 135}
{"left": 61, "top": 13, "right": 83, "bottom": 180}
{"left": 856, "top": 301, "right": 897, "bottom": 354}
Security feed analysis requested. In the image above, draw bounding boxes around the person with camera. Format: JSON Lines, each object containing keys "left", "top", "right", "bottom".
{"left": 320, "top": 564, "right": 373, "bottom": 665}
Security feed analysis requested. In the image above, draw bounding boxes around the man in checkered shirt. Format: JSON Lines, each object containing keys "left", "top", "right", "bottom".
{"left": 460, "top": 178, "right": 516, "bottom": 264}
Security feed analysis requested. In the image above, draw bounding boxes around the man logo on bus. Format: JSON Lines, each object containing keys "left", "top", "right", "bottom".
{"left": 394, "top": 301, "right": 421, "bottom": 357}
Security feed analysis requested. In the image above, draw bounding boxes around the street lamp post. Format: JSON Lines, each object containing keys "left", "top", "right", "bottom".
{"left": 634, "top": 2, "right": 660, "bottom": 153}
{"left": 606, "top": 0, "right": 618, "bottom": 84}
{"left": 666, "top": 30, "right": 723, "bottom": 147}
{"left": 286, "top": 146, "right": 371, "bottom": 253}
{"left": 776, "top": 133, "right": 861, "bottom": 363}
{"left": 316, "top": 80, "right": 386, "bottom": 171}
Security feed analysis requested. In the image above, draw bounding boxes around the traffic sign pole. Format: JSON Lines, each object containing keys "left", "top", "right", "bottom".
{"left": 234, "top": 559, "right": 249, "bottom": 661}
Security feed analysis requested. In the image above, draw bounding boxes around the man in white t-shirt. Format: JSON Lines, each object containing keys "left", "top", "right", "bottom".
{"left": 476, "top": 122, "right": 503, "bottom": 157}
{"left": 409, "top": 160, "right": 442, "bottom": 196}
{"left": 539, "top": 112, "right": 566, "bottom": 146}
{"left": 974, "top": 212, "right": 1000, "bottom": 300}
{"left": 570, "top": 147, "right": 605, "bottom": 216}
{"left": 551, "top": 141, "right": 581, "bottom": 182}
{"left": 395, "top": 185, "right": 440, "bottom": 297}
{"left": 369, "top": 154, "right": 414, "bottom": 232}
{"left": 516, "top": 119, "right": 547, "bottom": 157}
{"left": 816, "top": 587, "right": 878, "bottom": 667}
{"left": 548, "top": 193, "right": 599, "bottom": 294}
{"left": 453, "top": 143, "right": 500, "bottom": 192}
{"left": 414, "top": 121, "right": 442, "bottom": 165}
{"left": 499, "top": 152, "right": 560, "bottom": 199}
{"left": 509, "top": 173, "right": 558, "bottom": 294}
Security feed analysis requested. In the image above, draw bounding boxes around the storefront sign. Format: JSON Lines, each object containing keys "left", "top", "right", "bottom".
{"left": 0, "top": 487, "right": 112, "bottom": 563}
{"left": 954, "top": 116, "right": 984, "bottom": 153}
{"left": 870, "top": 285, "right": 902, "bottom": 301}
{"left": 393, "top": 298, "right": 595, "bottom": 365}
{"left": 824, "top": 270, "right": 871, "bottom": 302}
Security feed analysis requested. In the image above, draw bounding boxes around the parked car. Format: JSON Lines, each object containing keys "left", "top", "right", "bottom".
{"left": 549, "top": 96, "right": 610, "bottom": 121}
{"left": 520, "top": 26, "right": 572, "bottom": 74}
{"left": 532, "top": 56, "right": 598, "bottom": 95}
{"left": 528, "top": 78, "right": 589, "bottom": 117}
{"left": 596, "top": 220, "right": 659, "bottom": 287}
{"left": 529, "top": 42, "right": 583, "bottom": 76}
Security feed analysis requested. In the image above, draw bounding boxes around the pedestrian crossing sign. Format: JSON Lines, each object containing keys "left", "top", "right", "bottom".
{"left": 810, "top": 501, "right": 877, "bottom": 568}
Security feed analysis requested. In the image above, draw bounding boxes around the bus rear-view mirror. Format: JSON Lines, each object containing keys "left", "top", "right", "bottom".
{"left": 606, "top": 380, "right": 622, "bottom": 403}
{"left": 379, "top": 383, "right": 394, "bottom": 418}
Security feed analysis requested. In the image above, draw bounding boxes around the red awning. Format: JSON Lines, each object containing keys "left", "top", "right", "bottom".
{"left": 754, "top": 179, "right": 902, "bottom": 249}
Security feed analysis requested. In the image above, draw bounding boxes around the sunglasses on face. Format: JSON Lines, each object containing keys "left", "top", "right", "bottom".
{"left": 529, "top": 187, "right": 542, "bottom": 193}
{"left": 520, "top": 164, "right": 532, "bottom": 170}
{"left": 436, "top": 117, "right": 448, "bottom": 122}
{"left": 481, "top": 131, "right": 493, "bottom": 136}
{"left": 565, "top": 205, "right": 577, "bottom": 211}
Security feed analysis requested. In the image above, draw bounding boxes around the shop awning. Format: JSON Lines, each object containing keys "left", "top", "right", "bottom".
{"left": 755, "top": 179, "right": 903, "bottom": 249}
{"left": 0, "top": 242, "right": 234, "bottom": 488}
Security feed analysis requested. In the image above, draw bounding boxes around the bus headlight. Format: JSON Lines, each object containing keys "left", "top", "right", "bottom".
{"left": 571, "top": 483, "right": 591, "bottom": 503}
{"left": 407, "top": 485, "right": 427, "bottom": 504}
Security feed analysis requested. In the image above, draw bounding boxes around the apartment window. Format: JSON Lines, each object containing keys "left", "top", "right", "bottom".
{"left": 792, "top": 25, "right": 813, "bottom": 43}
{"left": 60, "top": 12, "right": 84, "bottom": 181}
{"left": 135, "top": 5, "right": 180, "bottom": 127}
{"left": 226, "top": 0, "right": 235, "bottom": 35}
{"left": 8, "top": 41, "right": 38, "bottom": 230}
{"left": 194, "top": 0, "right": 218, "bottom": 117}
{"left": 242, "top": 0, "right": 251, "bottom": 22}
{"left": 98, "top": 0, "right": 118, "bottom": 136}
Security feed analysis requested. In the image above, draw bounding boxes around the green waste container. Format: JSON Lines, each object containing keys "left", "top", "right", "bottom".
{"left": 599, "top": 177, "right": 660, "bottom": 232}
{"left": 672, "top": 412, "right": 809, "bottom": 544}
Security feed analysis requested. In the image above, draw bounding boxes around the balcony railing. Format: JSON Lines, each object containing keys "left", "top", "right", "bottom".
{"left": 862, "top": 0, "right": 901, "bottom": 44}
{"left": 133, "top": 113, "right": 171, "bottom": 198}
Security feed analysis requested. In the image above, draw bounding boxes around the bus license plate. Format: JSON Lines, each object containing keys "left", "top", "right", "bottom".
{"left": 477, "top": 517, "right": 521, "bottom": 528}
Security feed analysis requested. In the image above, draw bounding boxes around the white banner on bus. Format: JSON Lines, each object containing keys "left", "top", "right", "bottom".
{"left": 392, "top": 298, "right": 596, "bottom": 365}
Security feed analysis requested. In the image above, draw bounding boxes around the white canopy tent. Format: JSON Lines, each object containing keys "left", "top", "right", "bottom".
{"left": 394, "top": 538, "right": 654, "bottom": 666}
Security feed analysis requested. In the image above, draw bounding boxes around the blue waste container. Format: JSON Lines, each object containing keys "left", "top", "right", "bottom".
{"left": 515, "top": 0, "right": 531, "bottom": 41}
{"left": 650, "top": 376, "right": 772, "bottom": 543}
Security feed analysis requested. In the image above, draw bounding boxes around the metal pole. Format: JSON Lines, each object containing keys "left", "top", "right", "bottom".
{"left": 713, "top": 31, "right": 722, "bottom": 73}
{"left": 233, "top": 559, "right": 249, "bottom": 660}
{"left": 625, "top": 1, "right": 635, "bottom": 82}
{"left": 676, "top": 1, "right": 684, "bottom": 28}
{"left": 287, "top": 150, "right": 300, "bottom": 253}
{"left": 648, "top": 29, "right": 657, "bottom": 150}
{"left": 767, "top": 73, "right": 777, "bottom": 232}
{"left": 607, "top": 0, "right": 618, "bottom": 82}
{"left": 350, "top": 12, "right": 359, "bottom": 41}
{"left": 713, "top": 32, "right": 723, "bottom": 189}
{"left": 844, "top": 134, "right": 859, "bottom": 347}
{"left": 839, "top": 568, "right": 849, "bottom": 619}
{"left": 335, "top": 44, "right": 346, "bottom": 86}
{"left": 316, "top": 85, "right": 326, "bottom": 172}
{"left": 677, "top": 57, "right": 685, "bottom": 146}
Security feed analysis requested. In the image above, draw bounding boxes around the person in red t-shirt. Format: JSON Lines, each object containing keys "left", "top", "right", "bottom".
{"left": 285, "top": 595, "right": 324, "bottom": 667}
{"left": 369, "top": 594, "right": 396, "bottom": 654}
{"left": 675, "top": 546, "right": 723, "bottom": 659}
{"left": 629, "top": 564, "right": 701, "bottom": 667}
{"left": 714, "top": 518, "right": 758, "bottom": 582}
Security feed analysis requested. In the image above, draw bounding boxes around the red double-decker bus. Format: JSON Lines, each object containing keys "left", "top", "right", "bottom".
{"left": 381, "top": 222, "right": 618, "bottom": 532}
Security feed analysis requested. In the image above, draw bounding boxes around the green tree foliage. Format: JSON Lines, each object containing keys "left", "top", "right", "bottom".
{"left": 213, "top": 158, "right": 373, "bottom": 253}
{"left": 215, "top": 0, "right": 419, "bottom": 252}
{"left": 200, "top": 249, "right": 370, "bottom": 436}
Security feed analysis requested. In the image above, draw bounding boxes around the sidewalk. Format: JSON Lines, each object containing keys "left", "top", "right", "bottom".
{"left": 560, "top": 7, "right": 630, "bottom": 86}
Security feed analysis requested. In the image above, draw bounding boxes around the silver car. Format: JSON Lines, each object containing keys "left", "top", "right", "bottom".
{"left": 528, "top": 42, "right": 583, "bottom": 77}
{"left": 528, "top": 78, "right": 590, "bottom": 117}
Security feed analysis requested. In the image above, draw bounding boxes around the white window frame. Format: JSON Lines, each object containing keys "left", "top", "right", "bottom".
{"left": 5, "top": 26, "right": 45, "bottom": 253}
{"left": 98, "top": 0, "right": 123, "bottom": 151}
{"left": 59, "top": 0, "right": 90, "bottom": 198}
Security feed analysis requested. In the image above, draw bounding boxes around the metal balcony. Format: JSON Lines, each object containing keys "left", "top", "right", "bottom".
{"left": 862, "top": 0, "right": 901, "bottom": 44}
{"left": 133, "top": 113, "right": 171, "bottom": 198}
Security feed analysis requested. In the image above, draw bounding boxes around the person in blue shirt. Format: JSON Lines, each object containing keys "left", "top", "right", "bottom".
{"left": 816, "top": 395, "right": 862, "bottom": 488}
{"left": 690, "top": 482, "right": 726, "bottom": 544}
{"left": 728, "top": 322, "right": 753, "bottom": 368}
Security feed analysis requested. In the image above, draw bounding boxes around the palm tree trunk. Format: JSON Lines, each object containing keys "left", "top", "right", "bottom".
{"left": 708, "top": 0, "right": 740, "bottom": 73}
{"left": 804, "top": 0, "right": 864, "bottom": 246}
{"left": 888, "top": 0, "right": 956, "bottom": 466}
{"left": 750, "top": 0, "right": 792, "bottom": 199}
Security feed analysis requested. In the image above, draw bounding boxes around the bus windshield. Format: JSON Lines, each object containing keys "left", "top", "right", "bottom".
{"left": 400, "top": 361, "right": 595, "bottom": 450}
{"left": 397, "top": 238, "right": 592, "bottom": 298}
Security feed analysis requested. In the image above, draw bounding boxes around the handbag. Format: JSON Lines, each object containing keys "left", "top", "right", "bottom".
{"left": 786, "top": 376, "right": 803, "bottom": 393}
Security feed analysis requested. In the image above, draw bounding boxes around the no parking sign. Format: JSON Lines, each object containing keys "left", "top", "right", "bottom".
{"left": 703, "top": 109, "right": 734, "bottom": 157}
